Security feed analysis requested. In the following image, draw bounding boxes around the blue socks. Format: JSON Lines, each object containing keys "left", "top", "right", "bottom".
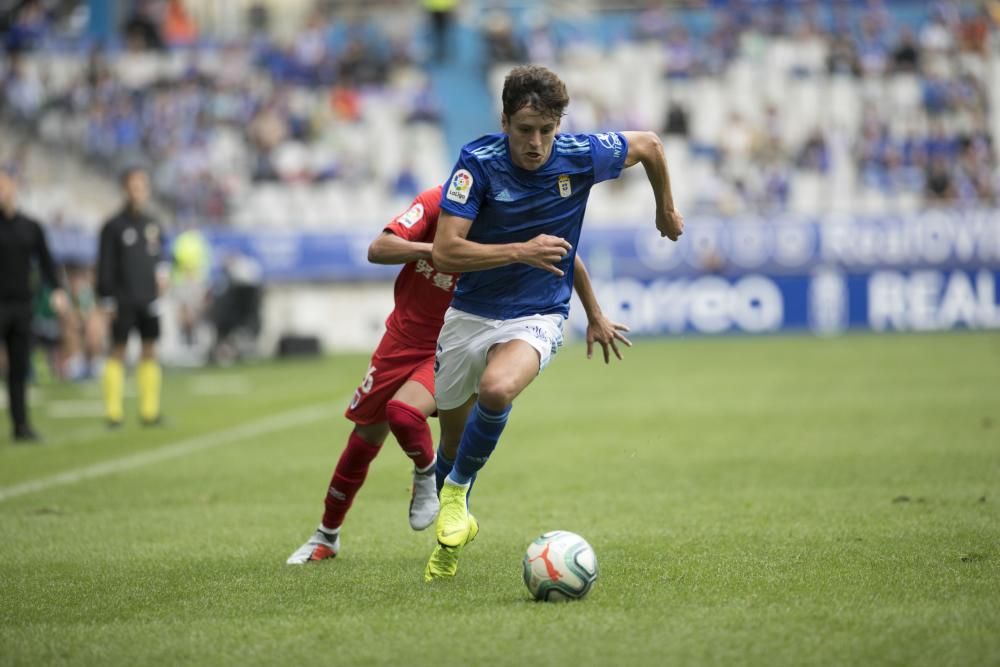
{"left": 447, "top": 402, "right": 511, "bottom": 486}
{"left": 435, "top": 444, "right": 477, "bottom": 506}
{"left": 434, "top": 446, "right": 455, "bottom": 494}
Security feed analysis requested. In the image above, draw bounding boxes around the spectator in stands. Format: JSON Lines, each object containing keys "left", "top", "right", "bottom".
{"left": 424, "top": 0, "right": 459, "bottom": 63}
{"left": 247, "top": 2, "right": 269, "bottom": 37}
{"left": 163, "top": 0, "right": 198, "bottom": 48}
{"left": 924, "top": 120, "right": 957, "bottom": 163}
{"left": 482, "top": 10, "right": 526, "bottom": 67}
{"left": 755, "top": 104, "right": 785, "bottom": 165}
{"left": 958, "top": 6, "right": 992, "bottom": 55}
{"left": 4, "top": 0, "right": 997, "bottom": 224}
{"left": 921, "top": 71, "right": 952, "bottom": 116}
{"left": 890, "top": 27, "right": 921, "bottom": 73}
{"left": 826, "top": 35, "right": 861, "bottom": 77}
{"left": 758, "top": 158, "right": 791, "bottom": 212}
{"left": 292, "top": 8, "right": 329, "bottom": 82}
{"left": 2, "top": 53, "right": 43, "bottom": 119}
{"left": 524, "top": 11, "right": 558, "bottom": 65}
{"left": 925, "top": 156, "right": 954, "bottom": 202}
{"left": 797, "top": 129, "right": 830, "bottom": 174}
{"left": 123, "top": 0, "right": 165, "bottom": 51}
{"left": 1, "top": 0, "right": 48, "bottom": 53}
{"left": 919, "top": 9, "right": 954, "bottom": 56}
{"left": 856, "top": 115, "right": 892, "bottom": 191}
{"left": 663, "top": 25, "right": 696, "bottom": 79}
{"left": 856, "top": 13, "right": 890, "bottom": 77}
{"left": 787, "top": 16, "right": 827, "bottom": 78}
{"left": 719, "top": 111, "right": 753, "bottom": 183}
{"left": 663, "top": 103, "right": 690, "bottom": 138}
{"left": 393, "top": 162, "right": 420, "bottom": 199}
{"left": 956, "top": 129, "right": 997, "bottom": 205}
{"left": 952, "top": 71, "right": 988, "bottom": 122}
{"left": 898, "top": 129, "right": 927, "bottom": 191}
{"left": 406, "top": 81, "right": 443, "bottom": 125}
{"left": 701, "top": 16, "right": 739, "bottom": 76}
{"left": 632, "top": 1, "right": 671, "bottom": 43}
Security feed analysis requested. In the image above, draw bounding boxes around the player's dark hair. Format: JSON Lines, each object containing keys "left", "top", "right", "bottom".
{"left": 501, "top": 65, "right": 569, "bottom": 121}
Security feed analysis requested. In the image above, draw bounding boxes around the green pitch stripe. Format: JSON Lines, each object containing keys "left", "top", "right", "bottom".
{"left": 0, "top": 402, "right": 337, "bottom": 503}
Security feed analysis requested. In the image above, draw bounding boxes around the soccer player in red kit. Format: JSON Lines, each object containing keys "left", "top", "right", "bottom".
{"left": 288, "top": 185, "right": 629, "bottom": 563}
{"left": 287, "top": 185, "right": 452, "bottom": 563}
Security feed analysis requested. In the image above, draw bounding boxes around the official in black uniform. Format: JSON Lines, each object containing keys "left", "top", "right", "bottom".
{"left": 0, "top": 168, "right": 66, "bottom": 442}
{"left": 96, "top": 167, "right": 167, "bottom": 426}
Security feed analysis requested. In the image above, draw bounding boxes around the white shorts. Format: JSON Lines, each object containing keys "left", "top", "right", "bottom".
{"left": 434, "top": 307, "right": 565, "bottom": 410}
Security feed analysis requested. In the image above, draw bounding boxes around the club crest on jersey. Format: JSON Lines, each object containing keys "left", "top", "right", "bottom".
{"left": 447, "top": 169, "right": 473, "bottom": 204}
{"left": 396, "top": 202, "right": 424, "bottom": 228}
{"left": 558, "top": 174, "right": 572, "bottom": 198}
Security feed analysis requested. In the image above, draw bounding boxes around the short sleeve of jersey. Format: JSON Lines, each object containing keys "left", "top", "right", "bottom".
{"left": 589, "top": 132, "right": 629, "bottom": 184}
{"left": 384, "top": 186, "right": 442, "bottom": 242}
{"left": 439, "top": 150, "right": 489, "bottom": 220}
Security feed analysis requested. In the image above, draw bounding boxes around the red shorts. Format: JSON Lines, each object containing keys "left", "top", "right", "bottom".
{"left": 344, "top": 332, "right": 436, "bottom": 425}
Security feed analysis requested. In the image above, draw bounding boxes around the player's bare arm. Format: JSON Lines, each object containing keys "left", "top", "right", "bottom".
{"left": 368, "top": 230, "right": 433, "bottom": 265}
{"left": 432, "top": 212, "right": 572, "bottom": 276}
{"left": 621, "top": 130, "right": 684, "bottom": 242}
{"left": 572, "top": 255, "right": 631, "bottom": 363}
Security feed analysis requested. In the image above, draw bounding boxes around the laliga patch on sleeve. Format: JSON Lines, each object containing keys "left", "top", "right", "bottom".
{"left": 396, "top": 202, "right": 425, "bottom": 228}
{"left": 446, "top": 169, "right": 473, "bottom": 204}
{"left": 596, "top": 132, "right": 623, "bottom": 158}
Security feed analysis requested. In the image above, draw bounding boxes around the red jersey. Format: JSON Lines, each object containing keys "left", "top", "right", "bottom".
{"left": 382, "top": 185, "right": 458, "bottom": 350}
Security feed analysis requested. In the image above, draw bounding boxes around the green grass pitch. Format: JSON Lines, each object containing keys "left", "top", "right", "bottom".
{"left": 1, "top": 332, "right": 998, "bottom": 666}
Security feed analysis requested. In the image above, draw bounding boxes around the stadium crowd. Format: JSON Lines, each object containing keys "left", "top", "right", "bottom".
{"left": 482, "top": 1, "right": 998, "bottom": 216}
{"left": 0, "top": 0, "right": 997, "bottom": 226}
{"left": 1, "top": 0, "right": 445, "bottom": 228}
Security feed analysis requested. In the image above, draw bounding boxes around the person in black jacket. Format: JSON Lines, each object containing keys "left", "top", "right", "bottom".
{"left": 96, "top": 167, "right": 167, "bottom": 427}
{"left": 0, "top": 168, "right": 67, "bottom": 442}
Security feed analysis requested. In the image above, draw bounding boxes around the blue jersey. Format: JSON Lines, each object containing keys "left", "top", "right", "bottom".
{"left": 440, "top": 132, "right": 628, "bottom": 320}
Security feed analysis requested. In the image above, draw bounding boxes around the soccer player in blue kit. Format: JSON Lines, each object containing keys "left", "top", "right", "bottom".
{"left": 424, "top": 65, "right": 684, "bottom": 580}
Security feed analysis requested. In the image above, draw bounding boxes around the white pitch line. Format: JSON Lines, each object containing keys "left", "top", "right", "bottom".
{"left": 188, "top": 375, "right": 253, "bottom": 396}
{"left": 0, "top": 403, "right": 334, "bottom": 503}
{"left": 47, "top": 400, "right": 106, "bottom": 419}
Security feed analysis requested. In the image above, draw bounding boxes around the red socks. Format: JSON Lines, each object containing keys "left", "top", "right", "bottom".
{"left": 386, "top": 399, "right": 435, "bottom": 470}
{"left": 319, "top": 401, "right": 433, "bottom": 531}
{"left": 321, "top": 431, "right": 381, "bottom": 531}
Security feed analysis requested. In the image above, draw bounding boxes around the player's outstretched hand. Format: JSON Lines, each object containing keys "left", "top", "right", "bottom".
{"left": 519, "top": 234, "right": 572, "bottom": 276}
{"left": 586, "top": 315, "right": 632, "bottom": 364}
{"left": 656, "top": 208, "right": 684, "bottom": 241}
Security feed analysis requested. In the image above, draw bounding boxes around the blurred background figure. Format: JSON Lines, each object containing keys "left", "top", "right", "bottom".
{"left": 62, "top": 261, "right": 106, "bottom": 381}
{"left": 161, "top": 0, "right": 197, "bottom": 48}
{"left": 170, "top": 226, "right": 211, "bottom": 363}
{"left": 208, "top": 250, "right": 262, "bottom": 366}
{"left": 96, "top": 166, "right": 167, "bottom": 428}
{"left": 0, "top": 166, "right": 66, "bottom": 442}
{"left": 424, "top": 0, "right": 459, "bottom": 63}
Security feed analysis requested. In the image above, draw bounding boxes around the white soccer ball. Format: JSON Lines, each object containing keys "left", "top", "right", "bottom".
{"left": 522, "top": 530, "right": 598, "bottom": 601}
